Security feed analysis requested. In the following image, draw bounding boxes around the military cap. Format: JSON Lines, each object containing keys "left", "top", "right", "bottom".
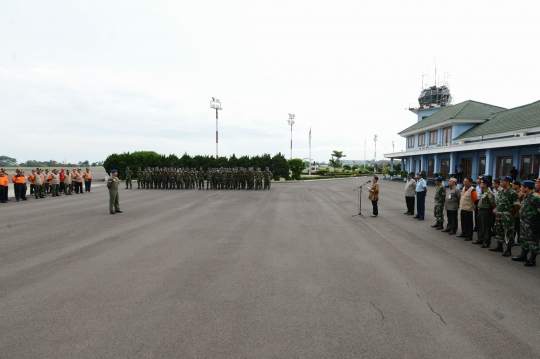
{"left": 435, "top": 176, "right": 443, "bottom": 182}
{"left": 480, "top": 178, "right": 492, "bottom": 186}
{"left": 513, "top": 180, "right": 521, "bottom": 186}
{"left": 111, "top": 169, "right": 118, "bottom": 173}
{"left": 523, "top": 180, "right": 535, "bottom": 189}
{"left": 500, "top": 176, "right": 512, "bottom": 182}
{"left": 407, "top": 172, "right": 414, "bottom": 176}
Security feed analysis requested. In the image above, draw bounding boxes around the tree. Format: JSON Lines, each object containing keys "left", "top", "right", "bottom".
{"left": 343, "top": 164, "right": 351, "bottom": 171}
{"left": 329, "top": 150, "right": 346, "bottom": 176}
{"left": 0, "top": 156, "right": 17, "bottom": 166}
{"left": 288, "top": 158, "right": 306, "bottom": 180}
{"left": 271, "top": 152, "right": 289, "bottom": 180}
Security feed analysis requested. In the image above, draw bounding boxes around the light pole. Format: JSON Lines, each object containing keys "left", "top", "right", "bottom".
{"left": 392, "top": 140, "right": 394, "bottom": 153}
{"left": 288, "top": 113, "right": 295, "bottom": 160}
{"left": 374, "top": 134, "right": 378, "bottom": 172}
{"left": 210, "top": 97, "right": 222, "bottom": 159}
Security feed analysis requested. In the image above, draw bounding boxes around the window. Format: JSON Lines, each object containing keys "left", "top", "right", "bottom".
{"left": 442, "top": 127, "right": 452, "bottom": 145}
{"left": 440, "top": 158, "right": 450, "bottom": 178}
{"left": 427, "top": 159, "right": 434, "bottom": 177}
{"left": 408, "top": 136, "right": 414, "bottom": 148}
{"left": 429, "top": 130, "right": 438, "bottom": 145}
{"left": 478, "top": 157, "right": 486, "bottom": 176}
{"left": 521, "top": 155, "right": 532, "bottom": 176}
{"left": 496, "top": 156, "right": 513, "bottom": 178}
{"left": 418, "top": 133, "right": 426, "bottom": 147}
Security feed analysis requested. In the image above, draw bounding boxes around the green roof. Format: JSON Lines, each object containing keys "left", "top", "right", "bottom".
{"left": 398, "top": 100, "right": 506, "bottom": 135}
{"left": 455, "top": 100, "right": 540, "bottom": 139}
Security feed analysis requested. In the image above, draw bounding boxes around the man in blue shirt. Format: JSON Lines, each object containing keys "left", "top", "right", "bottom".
{"left": 414, "top": 172, "right": 427, "bottom": 220}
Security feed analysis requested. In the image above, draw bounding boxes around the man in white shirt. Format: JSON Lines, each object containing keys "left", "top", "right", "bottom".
{"left": 414, "top": 172, "right": 427, "bottom": 220}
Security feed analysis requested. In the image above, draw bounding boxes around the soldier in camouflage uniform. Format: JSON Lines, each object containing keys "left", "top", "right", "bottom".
{"left": 473, "top": 178, "right": 496, "bottom": 246}
{"left": 255, "top": 168, "right": 263, "bottom": 190}
{"left": 206, "top": 168, "right": 212, "bottom": 190}
{"left": 198, "top": 167, "right": 205, "bottom": 190}
{"left": 431, "top": 176, "right": 446, "bottom": 229}
{"left": 490, "top": 176, "right": 520, "bottom": 257}
{"left": 146, "top": 168, "right": 152, "bottom": 189}
{"left": 125, "top": 166, "right": 133, "bottom": 189}
{"left": 512, "top": 180, "right": 540, "bottom": 266}
{"left": 263, "top": 167, "right": 272, "bottom": 190}
{"left": 169, "top": 168, "right": 176, "bottom": 189}
{"left": 137, "top": 167, "right": 142, "bottom": 189}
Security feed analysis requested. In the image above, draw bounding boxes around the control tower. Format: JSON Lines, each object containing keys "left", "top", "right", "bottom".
{"left": 409, "top": 85, "right": 452, "bottom": 122}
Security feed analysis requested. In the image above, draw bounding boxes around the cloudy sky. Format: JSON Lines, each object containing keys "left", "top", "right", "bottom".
{"left": 2, "top": 0, "right": 539, "bottom": 164}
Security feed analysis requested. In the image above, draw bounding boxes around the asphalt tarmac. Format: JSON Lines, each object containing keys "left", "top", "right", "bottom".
{"left": 1, "top": 177, "right": 539, "bottom": 358}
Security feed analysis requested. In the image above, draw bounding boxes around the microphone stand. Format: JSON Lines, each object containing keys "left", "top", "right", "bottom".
{"left": 352, "top": 180, "right": 371, "bottom": 218}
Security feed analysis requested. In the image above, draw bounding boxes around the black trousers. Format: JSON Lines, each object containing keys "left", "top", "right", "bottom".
{"left": 14, "top": 183, "right": 26, "bottom": 200}
{"left": 416, "top": 191, "right": 426, "bottom": 219}
{"left": 405, "top": 196, "right": 415, "bottom": 214}
{"left": 30, "top": 184, "right": 34, "bottom": 194}
{"left": 372, "top": 200, "right": 378, "bottom": 216}
{"left": 460, "top": 210, "right": 474, "bottom": 239}
{"left": 446, "top": 210, "right": 458, "bottom": 232}
{"left": 75, "top": 182, "right": 83, "bottom": 193}
{"left": 60, "top": 182, "right": 65, "bottom": 193}
{"left": 85, "top": 180, "right": 91, "bottom": 192}
{"left": 0, "top": 186, "right": 6, "bottom": 202}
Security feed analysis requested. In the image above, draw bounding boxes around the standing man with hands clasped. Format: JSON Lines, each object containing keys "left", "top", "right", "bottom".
{"left": 107, "top": 169, "right": 123, "bottom": 215}
{"left": 404, "top": 172, "right": 416, "bottom": 215}
{"left": 368, "top": 176, "right": 379, "bottom": 217}
{"left": 414, "top": 172, "right": 427, "bottom": 220}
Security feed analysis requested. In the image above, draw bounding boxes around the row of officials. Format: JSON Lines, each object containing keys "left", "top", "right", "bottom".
{"left": 405, "top": 172, "right": 540, "bottom": 267}
{"left": 0, "top": 167, "right": 93, "bottom": 203}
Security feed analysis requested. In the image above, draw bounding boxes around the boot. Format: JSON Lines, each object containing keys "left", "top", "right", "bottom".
{"left": 431, "top": 223, "right": 439, "bottom": 228}
{"left": 502, "top": 244, "right": 512, "bottom": 257}
{"left": 511, "top": 248, "right": 528, "bottom": 262}
{"left": 436, "top": 222, "right": 444, "bottom": 230}
{"left": 524, "top": 253, "right": 537, "bottom": 267}
{"left": 489, "top": 243, "right": 504, "bottom": 252}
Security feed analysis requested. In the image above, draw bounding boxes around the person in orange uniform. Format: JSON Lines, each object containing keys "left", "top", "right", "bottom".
{"left": 28, "top": 169, "right": 36, "bottom": 195}
{"left": 12, "top": 169, "right": 28, "bottom": 201}
{"left": 0, "top": 169, "right": 8, "bottom": 203}
{"left": 72, "top": 168, "right": 83, "bottom": 194}
{"left": 83, "top": 168, "right": 92, "bottom": 192}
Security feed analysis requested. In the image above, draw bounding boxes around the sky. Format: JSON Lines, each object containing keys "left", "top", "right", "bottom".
{"left": 1, "top": 0, "right": 540, "bottom": 164}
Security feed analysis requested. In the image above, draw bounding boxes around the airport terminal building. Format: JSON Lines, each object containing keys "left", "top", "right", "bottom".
{"left": 384, "top": 86, "right": 540, "bottom": 181}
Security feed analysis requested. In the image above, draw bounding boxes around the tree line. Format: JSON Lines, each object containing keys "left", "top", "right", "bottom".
{"left": 0, "top": 156, "right": 103, "bottom": 168}
{"left": 103, "top": 151, "right": 291, "bottom": 180}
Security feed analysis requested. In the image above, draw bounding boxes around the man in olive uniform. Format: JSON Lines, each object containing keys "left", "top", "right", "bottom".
{"left": 206, "top": 167, "right": 212, "bottom": 190}
{"left": 137, "top": 167, "right": 142, "bottom": 189}
{"left": 473, "top": 178, "right": 496, "bottom": 246}
{"left": 490, "top": 176, "right": 520, "bottom": 257}
{"left": 431, "top": 176, "right": 446, "bottom": 229}
{"left": 125, "top": 166, "right": 133, "bottom": 189}
{"left": 255, "top": 168, "right": 263, "bottom": 190}
{"left": 107, "top": 169, "right": 122, "bottom": 215}
{"left": 264, "top": 167, "right": 272, "bottom": 190}
{"left": 512, "top": 180, "right": 540, "bottom": 266}
{"left": 145, "top": 168, "right": 151, "bottom": 189}
{"left": 198, "top": 167, "right": 205, "bottom": 190}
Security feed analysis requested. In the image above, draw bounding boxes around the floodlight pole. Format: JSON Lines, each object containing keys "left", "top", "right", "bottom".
{"left": 288, "top": 113, "right": 295, "bottom": 160}
{"left": 210, "top": 98, "right": 222, "bottom": 159}
{"left": 374, "top": 134, "right": 378, "bottom": 172}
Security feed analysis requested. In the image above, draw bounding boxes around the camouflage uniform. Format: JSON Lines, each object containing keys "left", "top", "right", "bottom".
{"left": 255, "top": 169, "right": 263, "bottom": 190}
{"left": 433, "top": 184, "right": 446, "bottom": 228}
{"left": 125, "top": 168, "right": 133, "bottom": 189}
{"left": 494, "top": 188, "right": 519, "bottom": 247}
{"left": 198, "top": 169, "right": 205, "bottom": 190}
{"left": 263, "top": 168, "right": 272, "bottom": 190}
{"left": 137, "top": 168, "right": 142, "bottom": 189}
{"left": 520, "top": 193, "right": 540, "bottom": 254}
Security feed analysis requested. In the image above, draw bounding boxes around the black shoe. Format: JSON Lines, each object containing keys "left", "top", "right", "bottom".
{"left": 110, "top": 212, "right": 116, "bottom": 215}
{"left": 115, "top": 210, "right": 123, "bottom": 213}
{"left": 407, "top": 213, "right": 413, "bottom": 215}
{"left": 512, "top": 249, "right": 528, "bottom": 262}
{"left": 456, "top": 234, "right": 466, "bottom": 238}
{"left": 464, "top": 238, "right": 472, "bottom": 241}
{"left": 418, "top": 218, "right": 424, "bottom": 220}
{"left": 481, "top": 244, "right": 491, "bottom": 248}
{"left": 524, "top": 253, "right": 537, "bottom": 267}
{"left": 471, "top": 240, "right": 483, "bottom": 245}
{"left": 431, "top": 223, "right": 439, "bottom": 227}
{"left": 441, "top": 229, "right": 450, "bottom": 232}
{"left": 502, "top": 245, "right": 512, "bottom": 257}
{"left": 489, "top": 243, "right": 504, "bottom": 252}
{"left": 413, "top": 216, "right": 419, "bottom": 219}
{"left": 404, "top": 212, "right": 410, "bottom": 214}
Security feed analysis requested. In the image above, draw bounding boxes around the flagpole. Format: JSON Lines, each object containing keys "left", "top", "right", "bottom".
{"left": 309, "top": 126, "right": 312, "bottom": 176}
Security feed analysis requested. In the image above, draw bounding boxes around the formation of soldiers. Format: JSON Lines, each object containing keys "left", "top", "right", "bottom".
{"left": 428, "top": 175, "right": 540, "bottom": 267}
{"left": 128, "top": 166, "right": 273, "bottom": 191}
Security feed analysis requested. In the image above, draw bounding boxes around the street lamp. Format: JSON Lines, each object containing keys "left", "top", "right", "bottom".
{"left": 210, "top": 97, "right": 223, "bottom": 159}
{"left": 288, "top": 113, "right": 295, "bottom": 160}
{"left": 392, "top": 140, "right": 395, "bottom": 153}
{"left": 374, "top": 134, "right": 378, "bottom": 172}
